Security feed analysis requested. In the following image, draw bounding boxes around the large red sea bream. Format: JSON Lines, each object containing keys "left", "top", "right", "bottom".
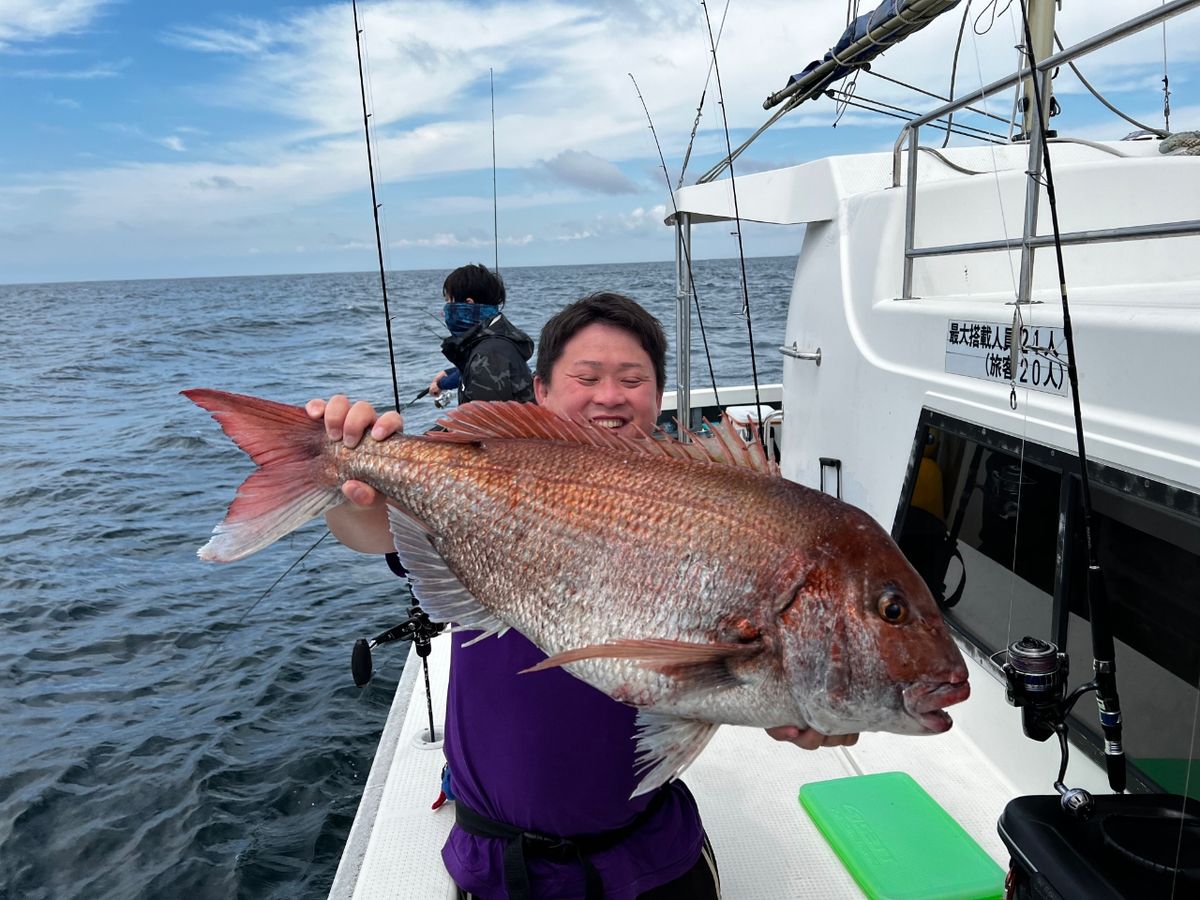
{"left": 185, "top": 389, "right": 969, "bottom": 794}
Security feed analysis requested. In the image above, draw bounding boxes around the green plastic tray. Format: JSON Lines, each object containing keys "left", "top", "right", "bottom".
{"left": 798, "top": 771, "right": 1005, "bottom": 900}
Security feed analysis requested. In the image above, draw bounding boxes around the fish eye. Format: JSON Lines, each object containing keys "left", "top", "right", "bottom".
{"left": 877, "top": 591, "right": 909, "bottom": 624}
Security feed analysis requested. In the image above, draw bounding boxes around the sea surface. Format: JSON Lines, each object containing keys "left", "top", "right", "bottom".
{"left": 0, "top": 257, "right": 794, "bottom": 899}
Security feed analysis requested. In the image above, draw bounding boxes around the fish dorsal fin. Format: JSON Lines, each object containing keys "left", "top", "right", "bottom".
{"left": 427, "top": 400, "right": 778, "bottom": 475}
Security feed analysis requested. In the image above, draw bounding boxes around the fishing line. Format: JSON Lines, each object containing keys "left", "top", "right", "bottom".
{"left": 196, "top": 531, "right": 332, "bottom": 673}
{"left": 628, "top": 72, "right": 720, "bottom": 405}
{"left": 699, "top": 0, "right": 765, "bottom": 434}
{"left": 969, "top": 3, "right": 1026, "bottom": 658}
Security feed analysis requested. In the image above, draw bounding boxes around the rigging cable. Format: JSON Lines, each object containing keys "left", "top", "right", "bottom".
{"left": 866, "top": 68, "right": 1012, "bottom": 126}
{"left": 1053, "top": 34, "right": 1167, "bottom": 138}
{"left": 825, "top": 88, "right": 1008, "bottom": 144}
{"left": 700, "top": 0, "right": 765, "bottom": 434}
{"left": 1162, "top": 0, "right": 1172, "bottom": 133}
{"left": 974, "top": 0, "right": 1015, "bottom": 36}
{"left": 628, "top": 73, "right": 721, "bottom": 404}
{"left": 352, "top": 0, "right": 402, "bottom": 413}
{"left": 941, "top": 0, "right": 975, "bottom": 147}
{"left": 1017, "top": 0, "right": 1126, "bottom": 795}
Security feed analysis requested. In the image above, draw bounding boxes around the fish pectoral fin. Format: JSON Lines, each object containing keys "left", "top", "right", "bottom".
{"left": 630, "top": 712, "right": 720, "bottom": 798}
{"left": 386, "top": 505, "right": 509, "bottom": 640}
{"left": 521, "top": 637, "right": 760, "bottom": 691}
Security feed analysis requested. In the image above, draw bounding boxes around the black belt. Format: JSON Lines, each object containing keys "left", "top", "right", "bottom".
{"left": 453, "top": 789, "right": 668, "bottom": 900}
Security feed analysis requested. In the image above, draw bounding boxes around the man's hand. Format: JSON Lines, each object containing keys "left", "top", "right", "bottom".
{"left": 305, "top": 394, "right": 403, "bottom": 553}
{"left": 428, "top": 373, "right": 447, "bottom": 397}
{"left": 766, "top": 725, "right": 860, "bottom": 750}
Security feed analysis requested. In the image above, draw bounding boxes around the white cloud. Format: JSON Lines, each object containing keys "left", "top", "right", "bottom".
{"left": 15, "top": 57, "right": 128, "bottom": 79}
{"left": 0, "top": 0, "right": 112, "bottom": 48}
{"left": 162, "top": 19, "right": 278, "bottom": 56}
{"left": 539, "top": 150, "right": 640, "bottom": 194}
{"left": 393, "top": 232, "right": 533, "bottom": 249}
{"left": 5, "top": 0, "right": 1200, "bottom": 281}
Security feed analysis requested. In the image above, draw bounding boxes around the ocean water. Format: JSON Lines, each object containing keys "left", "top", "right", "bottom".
{"left": 0, "top": 257, "right": 794, "bottom": 899}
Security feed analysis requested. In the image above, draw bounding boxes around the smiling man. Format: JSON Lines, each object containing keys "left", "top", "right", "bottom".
{"left": 532, "top": 291, "right": 665, "bottom": 436}
{"left": 309, "top": 292, "right": 853, "bottom": 899}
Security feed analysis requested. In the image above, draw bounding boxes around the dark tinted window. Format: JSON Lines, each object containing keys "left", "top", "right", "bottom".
{"left": 895, "top": 412, "right": 1200, "bottom": 798}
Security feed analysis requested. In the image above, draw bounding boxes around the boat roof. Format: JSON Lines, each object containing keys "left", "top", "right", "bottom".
{"left": 667, "top": 139, "right": 1166, "bottom": 226}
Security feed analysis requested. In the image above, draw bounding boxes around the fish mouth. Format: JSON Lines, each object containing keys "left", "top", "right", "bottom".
{"left": 902, "top": 677, "right": 971, "bottom": 734}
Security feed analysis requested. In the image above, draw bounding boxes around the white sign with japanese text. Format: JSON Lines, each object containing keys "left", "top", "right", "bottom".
{"left": 945, "top": 319, "right": 1069, "bottom": 396}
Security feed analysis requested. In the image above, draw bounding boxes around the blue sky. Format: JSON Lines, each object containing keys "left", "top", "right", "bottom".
{"left": 2, "top": 0, "right": 1197, "bottom": 283}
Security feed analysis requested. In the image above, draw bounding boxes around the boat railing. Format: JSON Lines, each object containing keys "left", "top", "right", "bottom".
{"left": 894, "top": 0, "right": 1200, "bottom": 301}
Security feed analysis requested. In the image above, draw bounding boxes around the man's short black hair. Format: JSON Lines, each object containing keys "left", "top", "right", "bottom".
{"left": 536, "top": 292, "right": 667, "bottom": 392}
{"left": 443, "top": 263, "right": 506, "bottom": 307}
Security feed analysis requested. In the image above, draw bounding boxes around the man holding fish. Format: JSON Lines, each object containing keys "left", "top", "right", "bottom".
{"left": 187, "top": 292, "right": 967, "bottom": 898}
{"left": 312, "top": 292, "right": 859, "bottom": 899}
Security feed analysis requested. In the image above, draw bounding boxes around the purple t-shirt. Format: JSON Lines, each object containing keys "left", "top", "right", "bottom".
{"left": 441, "top": 628, "right": 705, "bottom": 898}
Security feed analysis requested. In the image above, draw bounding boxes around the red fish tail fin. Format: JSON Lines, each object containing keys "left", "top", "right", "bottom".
{"left": 183, "top": 389, "right": 344, "bottom": 562}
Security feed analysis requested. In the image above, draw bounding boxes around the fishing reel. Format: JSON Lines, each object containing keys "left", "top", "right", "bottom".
{"left": 351, "top": 606, "right": 445, "bottom": 686}
{"left": 1003, "top": 636, "right": 1101, "bottom": 818}
{"left": 350, "top": 553, "right": 446, "bottom": 687}
{"left": 1003, "top": 636, "right": 1069, "bottom": 743}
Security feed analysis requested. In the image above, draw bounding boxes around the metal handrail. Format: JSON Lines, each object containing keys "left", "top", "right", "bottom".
{"left": 891, "top": 0, "right": 1200, "bottom": 187}
{"left": 894, "top": 0, "right": 1200, "bottom": 300}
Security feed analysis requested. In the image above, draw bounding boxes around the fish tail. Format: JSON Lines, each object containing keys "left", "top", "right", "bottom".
{"left": 183, "top": 389, "right": 344, "bottom": 562}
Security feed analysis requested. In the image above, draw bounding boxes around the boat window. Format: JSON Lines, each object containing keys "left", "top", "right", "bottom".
{"left": 1062, "top": 483, "right": 1200, "bottom": 799}
{"left": 894, "top": 422, "right": 1061, "bottom": 653}
{"left": 894, "top": 411, "right": 1200, "bottom": 798}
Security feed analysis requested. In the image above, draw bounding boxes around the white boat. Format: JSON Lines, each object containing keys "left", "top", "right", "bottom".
{"left": 332, "top": 2, "right": 1200, "bottom": 896}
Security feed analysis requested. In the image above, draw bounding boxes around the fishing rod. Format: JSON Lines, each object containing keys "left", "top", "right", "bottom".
{"left": 628, "top": 72, "right": 721, "bottom": 408}
{"left": 699, "top": 0, "right": 765, "bottom": 435}
{"left": 352, "top": 0, "right": 402, "bottom": 414}
{"left": 677, "top": 0, "right": 730, "bottom": 188}
{"left": 490, "top": 67, "right": 499, "bottom": 273}
{"left": 1002, "top": 0, "right": 1125, "bottom": 812}
{"left": 350, "top": 0, "right": 442, "bottom": 743}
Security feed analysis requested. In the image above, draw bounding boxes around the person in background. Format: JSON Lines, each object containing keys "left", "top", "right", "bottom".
{"left": 307, "top": 292, "right": 857, "bottom": 899}
{"left": 427, "top": 263, "right": 535, "bottom": 406}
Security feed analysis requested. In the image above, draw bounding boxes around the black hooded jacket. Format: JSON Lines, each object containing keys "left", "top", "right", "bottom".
{"left": 441, "top": 312, "right": 535, "bottom": 404}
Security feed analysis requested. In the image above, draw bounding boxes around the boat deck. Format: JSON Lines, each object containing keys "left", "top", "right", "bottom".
{"left": 330, "top": 634, "right": 1015, "bottom": 899}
